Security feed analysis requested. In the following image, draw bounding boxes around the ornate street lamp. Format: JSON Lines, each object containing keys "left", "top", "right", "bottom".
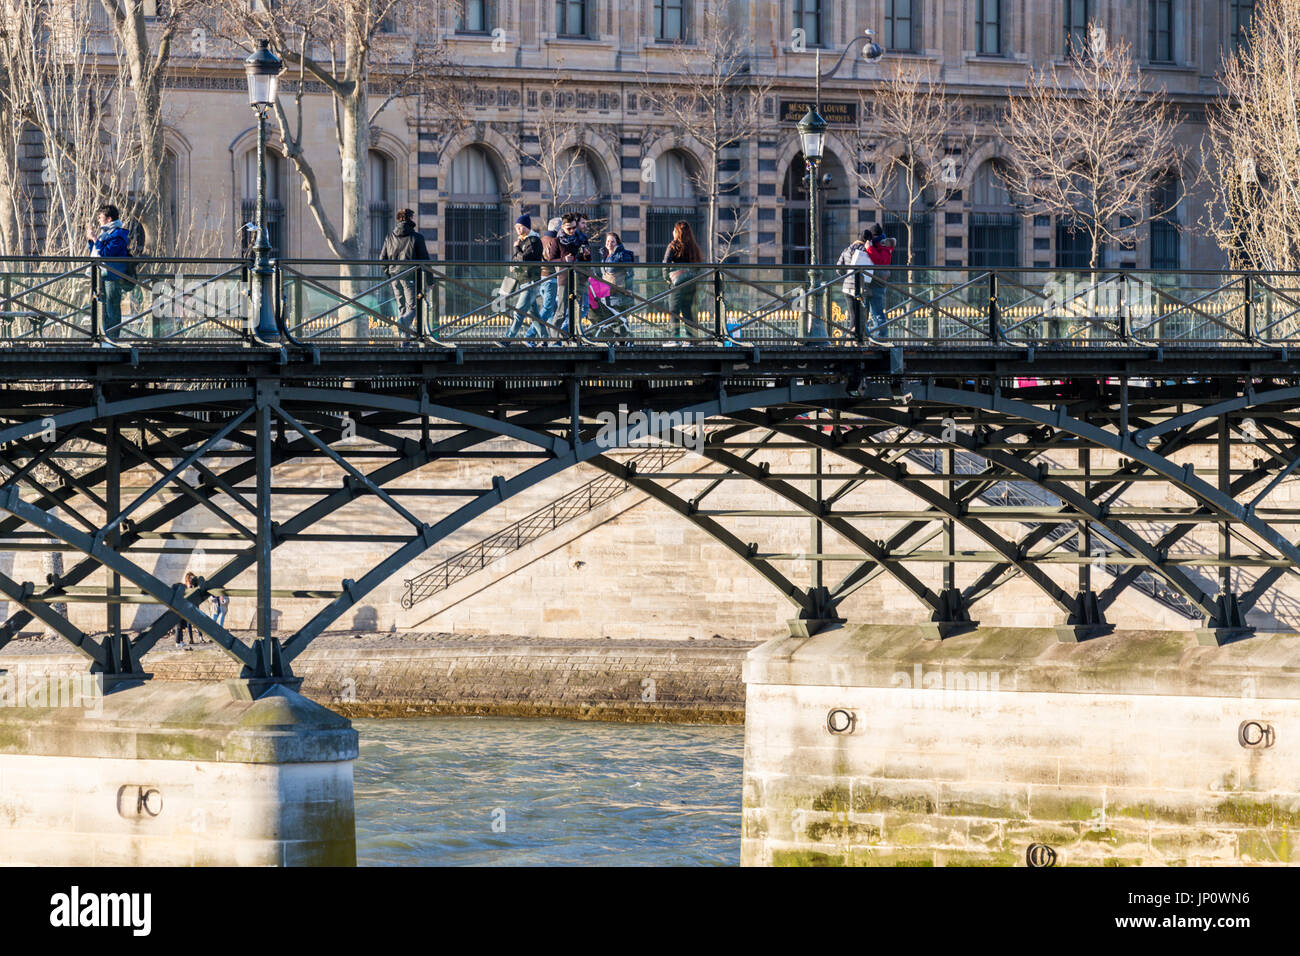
{"left": 244, "top": 39, "right": 283, "bottom": 342}
{"left": 796, "top": 29, "right": 884, "bottom": 341}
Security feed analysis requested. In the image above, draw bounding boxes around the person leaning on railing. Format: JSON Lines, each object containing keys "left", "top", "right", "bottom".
{"left": 864, "top": 223, "right": 897, "bottom": 339}
{"left": 662, "top": 220, "right": 703, "bottom": 345}
{"left": 836, "top": 229, "right": 873, "bottom": 344}
{"left": 85, "top": 204, "right": 135, "bottom": 345}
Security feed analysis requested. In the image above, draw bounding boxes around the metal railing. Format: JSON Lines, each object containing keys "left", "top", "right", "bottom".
{"left": 3, "top": 256, "right": 1298, "bottom": 348}
{"left": 400, "top": 444, "right": 687, "bottom": 610}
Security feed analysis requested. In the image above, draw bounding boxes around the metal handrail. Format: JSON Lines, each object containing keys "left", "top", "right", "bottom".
{"left": 0, "top": 257, "right": 1288, "bottom": 348}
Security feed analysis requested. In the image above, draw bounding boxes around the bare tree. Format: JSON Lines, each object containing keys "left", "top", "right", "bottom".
{"left": 0, "top": 0, "right": 126, "bottom": 256}
{"left": 505, "top": 70, "right": 604, "bottom": 231}
{"left": 848, "top": 60, "right": 973, "bottom": 268}
{"left": 637, "top": 6, "right": 772, "bottom": 260}
{"left": 1001, "top": 23, "right": 1183, "bottom": 271}
{"left": 1204, "top": 0, "right": 1300, "bottom": 271}
{"left": 210, "top": 0, "right": 462, "bottom": 262}
{"left": 93, "top": 0, "right": 207, "bottom": 254}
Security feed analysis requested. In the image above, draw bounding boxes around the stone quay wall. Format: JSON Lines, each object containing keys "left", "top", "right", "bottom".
{"left": 743, "top": 625, "right": 1300, "bottom": 867}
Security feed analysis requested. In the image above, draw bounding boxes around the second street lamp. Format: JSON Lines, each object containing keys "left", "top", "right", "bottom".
{"left": 797, "top": 106, "right": 828, "bottom": 342}
{"left": 244, "top": 39, "right": 283, "bottom": 343}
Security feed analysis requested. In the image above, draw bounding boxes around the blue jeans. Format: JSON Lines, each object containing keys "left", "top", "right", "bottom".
{"left": 506, "top": 281, "right": 545, "bottom": 339}
{"left": 102, "top": 277, "right": 125, "bottom": 338}
{"left": 539, "top": 277, "right": 558, "bottom": 336}
{"left": 868, "top": 283, "right": 887, "bottom": 337}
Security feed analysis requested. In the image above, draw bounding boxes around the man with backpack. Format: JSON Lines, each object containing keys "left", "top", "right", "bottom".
{"left": 378, "top": 208, "right": 430, "bottom": 339}
{"left": 85, "top": 204, "right": 135, "bottom": 344}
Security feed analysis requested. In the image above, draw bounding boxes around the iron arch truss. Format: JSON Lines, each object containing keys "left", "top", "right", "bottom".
{"left": 4, "top": 356, "right": 1300, "bottom": 688}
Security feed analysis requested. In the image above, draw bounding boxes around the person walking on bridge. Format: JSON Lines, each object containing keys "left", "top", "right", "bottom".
{"left": 506, "top": 214, "right": 545, "bottom": 342}
{"left": 378, "top": 208, "right": 429, "bottom": 339}
{"left": 539, "top": 216, "right": 563, "bottom": 342}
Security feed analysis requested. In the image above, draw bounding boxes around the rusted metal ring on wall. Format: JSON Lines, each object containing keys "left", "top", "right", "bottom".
{"left": 826, "top": 708, "right": 856, "bottom": 734}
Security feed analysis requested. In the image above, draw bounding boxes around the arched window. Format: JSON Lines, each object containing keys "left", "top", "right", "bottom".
{"left": 969, "top": 160, "right": 1019, "bottom": 268}
{"left": 241, "top": 146, "right": 287, "bottom": 257}
{"left": 1057, "top": 165, "right": 1100, "bottom": 268}
{"left": 882, "top": 158, "right": 933, "bottom": 267}
{"left": 555, "top": 148, "right": 608, "bottom": 234}
{"left": 1150, "top": 171, "right": 1181, "bottom": 270}
{"left": 446, "top": 144, "right": 506, "bottom": 258}
{"left": 445, "top": 145, "right": 506, "bottom": 312}
{"left": 781, "top": 152, "right": 849, "bottom": 265}
{"left": 648, "top": 149, "right": 702, "bottom": 262}
{"left": 367, "top": 150, "right": 393, "bottom": 259}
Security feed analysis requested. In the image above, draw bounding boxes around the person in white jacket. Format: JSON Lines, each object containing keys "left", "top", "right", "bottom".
{"left": 837, "top": 230, "right": 874, "bottom": 336}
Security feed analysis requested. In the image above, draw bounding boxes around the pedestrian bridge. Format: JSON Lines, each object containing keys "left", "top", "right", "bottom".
{"left": 0, "top": 257, "right": 1297, "bottom": 686}
{"left": 4, "top": 257, "right": 1300, "bottom": 868}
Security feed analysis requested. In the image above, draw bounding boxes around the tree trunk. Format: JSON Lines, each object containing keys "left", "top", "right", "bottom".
{"left": 339, "top": 33, "right": 369, "bottom": 340}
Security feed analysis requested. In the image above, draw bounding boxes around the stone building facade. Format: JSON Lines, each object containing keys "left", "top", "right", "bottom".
{"left": 100, "top": 1, "right": 1248, "bottom": 268}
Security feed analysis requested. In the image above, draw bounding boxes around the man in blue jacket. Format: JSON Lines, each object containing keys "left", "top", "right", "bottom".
{"left": 85, "top": 204, "right": 134, "bottom": 343}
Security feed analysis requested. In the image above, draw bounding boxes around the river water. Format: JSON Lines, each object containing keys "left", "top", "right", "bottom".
{"left": 353, "top": 717, "right": 744, "bottom": 866}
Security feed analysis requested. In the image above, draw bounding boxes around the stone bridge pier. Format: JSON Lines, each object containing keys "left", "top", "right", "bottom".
{"left": 0, "top": 677, "right": 357, "bottom": 866}
{"left": 742, "top": 625, "right": 1300, "bottom": 867}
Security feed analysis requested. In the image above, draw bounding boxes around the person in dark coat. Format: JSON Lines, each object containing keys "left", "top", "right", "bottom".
{"left": 378, "top": 208, "right": 430, "bottom": 336}
{"left": 506, "top": 214, "right": 546, "bottom": 341}
{"left": 662, "top": 220, "right": 703, "bottom": 343}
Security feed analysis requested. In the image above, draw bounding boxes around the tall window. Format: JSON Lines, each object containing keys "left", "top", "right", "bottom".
{"left": 367, "top": 151, "right": 392, "bottom": 260}
{"left": 459, "top": 0, "right": 492, "bottom": 33}
{"left": 1150, "top": 0, "right": 1174, "bottom": 61}
{"left": 648, "top": 150, "right": 702, "bottom": 263}
{"left": 976, "top": 0, "right": 1003, "bottom": 55}
{"left": 242, "top": 148, "right": 286, "bottom": 258}
{"left": 556, "top": 148, "right": 608, "bottom": 235}
{"left": 1150, "top": 171, "right": 1181, "bottom": 270}
{"left": 655, "top": 0, "right": 686, "bottom": 41}
{"left": 794, "top": 0, "right": 823, "bottom": 48}
{"left": 886, "top": 0, "right": 917, "bottom": 53}
{"left": 446, "top": 146, "right": 506, "bottom": 313}
{"left": 969, "top": 161, "right": 1019, "bottom": 268}
{"left": 1231, "top": 0, "right": 1254, "bottom": 50}
{"left": 556, "top": 0, "right": 587, "bottom": 37}
{"left": 1064, "top": 0, "right": 1090, "bottom": 57}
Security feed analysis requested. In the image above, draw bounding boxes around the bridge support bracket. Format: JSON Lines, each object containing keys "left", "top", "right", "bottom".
{"left": 1055, "top": 590, "right": 1115, "bottom": 643}
{"left": 1195, "top": 593, "right": 1255, "bottom": 647}
{"left": 921, "top": 587, "right": 978, "bottom": 640}
{"left": 787, "top": 586, "right": 846, "bottom": 639}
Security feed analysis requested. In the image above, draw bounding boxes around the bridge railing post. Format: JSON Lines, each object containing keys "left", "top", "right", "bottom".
{"left": 853, "top": 271, "right": 864, "bottom": 345}
{"left": 565, "top": 267, "right": 577, "bottom": 343}
{"left": 89, "top": 262, "right": 101, "bottom": 343}
{"left": 1243, "top": 273, "right": 1253, "bottom": 342}
{"left": 714, "top": 267, "right": 724, "bottom": 344}
{"left": 414, "top": 265, "right": 425, "bottom": 344}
